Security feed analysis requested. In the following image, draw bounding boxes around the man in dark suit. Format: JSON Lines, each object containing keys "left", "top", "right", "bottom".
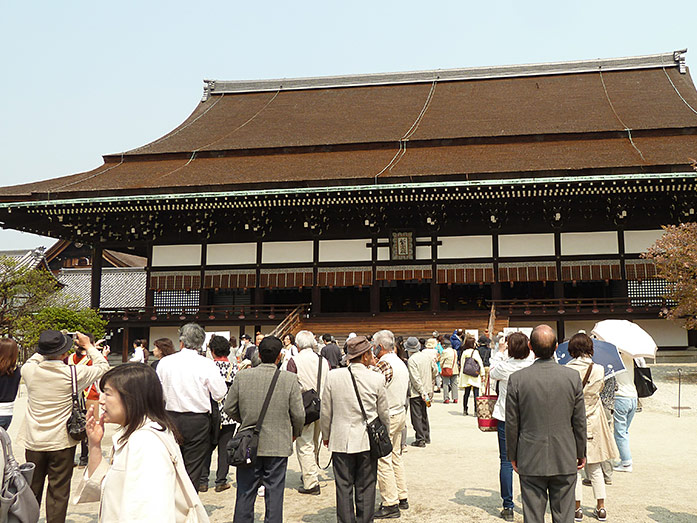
{"left": 506, "top": 325, "right": 586, "bottom": 523}
{"left": 225, "top": 336, "right": 305, "bottom": 523}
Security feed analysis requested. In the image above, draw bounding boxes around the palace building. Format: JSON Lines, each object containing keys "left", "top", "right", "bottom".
{"left": 1, "top": 50, "right": 696, "bottom": 354}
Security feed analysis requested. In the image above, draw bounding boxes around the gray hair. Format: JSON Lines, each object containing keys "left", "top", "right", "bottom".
{"left": 179, "top": 323, "right": 205, "bottom": 350}
{"left": 295, "top": 330, "right": 316, "bottom": 351}
{"left": 373, "top": 330, "right": 395, "bottom": 351}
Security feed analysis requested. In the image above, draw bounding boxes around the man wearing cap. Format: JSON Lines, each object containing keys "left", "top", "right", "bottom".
{"left": 451, "top": 328, "right": 464, "bottom": 359}
{"left": 225, "top": 335, "right": 305, "bottom": 523}
{"left": 321, "top": 336, "right": 389, "bottom": 523}
{"left": 407, "top": 338, "right": 438, "bottom": 447}
{"left": 21, "top": 330, "right": 109, "bottom": 523}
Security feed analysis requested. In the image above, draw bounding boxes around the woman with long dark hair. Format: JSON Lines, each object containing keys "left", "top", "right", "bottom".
{"left": 0, "top": 338, "right": 21, "bottom": 430}
{"left": 77, "top": 363, "right": 208, "bottom": 522}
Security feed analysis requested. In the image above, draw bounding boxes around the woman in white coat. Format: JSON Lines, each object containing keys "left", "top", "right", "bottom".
{"left": 458, "top": 336, "right": 484, "bottom": 416}
{"left": 77, "top": 364, "right": 208, "bottom": 522}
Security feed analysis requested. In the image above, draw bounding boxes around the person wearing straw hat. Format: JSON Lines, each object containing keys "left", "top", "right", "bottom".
{"left": 321, "top": 335, "right": 389, "bottom": 523}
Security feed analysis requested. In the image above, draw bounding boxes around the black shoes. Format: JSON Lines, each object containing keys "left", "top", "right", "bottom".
{"left": 399, "top": 499, "right": 409, "bottom": 510}
{"left": 500, "top": 507, "right": 514, "bottom": 521}
{"left": 297, "top": 484, "right": 321, "bottom": 495}
{"left": 374, "top": 504, "right": 401, "bottom": 519}
{"left": 410, "top": 440, "right": 426, "bottom": 447}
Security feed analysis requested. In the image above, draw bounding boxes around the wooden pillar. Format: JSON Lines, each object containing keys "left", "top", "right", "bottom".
{"left": 617, "top": 228, "right": 628, "bottom": 298}
{"left": 312, "top": 239, "right": 320, "bottom": 315}
{"left": 491, "top": 232, "right": 501, "bottom": 301}
{"left": 553, "top": 231, "right": 564, "bottom": 299}
{"left": 254, "top": 241, "right": 263, "bottom": 305}
{"left": 370, "top": 235, "right": 379, "bottom": 315}
{"left": 145, "top": 243, "right": 154, "bottom": 308}
{"left": 90, "top": 246, "right": 103, "bottom": 309}
{"left": 430, "top": 234, "right": 439, "bottom": 313}
{"left": 121, "top": 326, "right": 130, "bottom": 363}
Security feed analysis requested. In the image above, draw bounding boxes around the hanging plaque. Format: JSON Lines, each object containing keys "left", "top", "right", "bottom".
{"left": 390, "top": 231, "right": 414, "bottom": 261}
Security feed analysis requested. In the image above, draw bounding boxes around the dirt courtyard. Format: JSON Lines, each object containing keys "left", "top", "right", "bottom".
{"left": 9, "top": 363, "right": 697, "bottom": 522}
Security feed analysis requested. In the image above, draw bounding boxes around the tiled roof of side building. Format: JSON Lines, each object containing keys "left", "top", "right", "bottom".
{"left": 58, "top": 268, "right": 146, "bottom": 309}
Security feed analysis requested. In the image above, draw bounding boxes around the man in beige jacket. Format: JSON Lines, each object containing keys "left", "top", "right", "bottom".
{"left": 321, "top": 336, "right": 389, "bottom": 523}
{"left": 21, "top": 330, "right": 109, "bottom": 523}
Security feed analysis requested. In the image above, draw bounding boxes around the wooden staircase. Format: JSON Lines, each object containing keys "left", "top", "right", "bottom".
{"left": 294, "top": 311, "right": 509, "bottom": 346}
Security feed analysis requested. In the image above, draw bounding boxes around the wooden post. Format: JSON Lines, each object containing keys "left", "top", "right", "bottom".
{"left": 121, "top": 326, "right": 130, "bottom": 363}
{"left": 90, "top": 246, "right": 103, "bottom": 309}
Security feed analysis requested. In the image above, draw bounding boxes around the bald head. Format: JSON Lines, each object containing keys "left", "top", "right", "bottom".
{"left": 529, "top": 324, "right": 557, "bottom": 359}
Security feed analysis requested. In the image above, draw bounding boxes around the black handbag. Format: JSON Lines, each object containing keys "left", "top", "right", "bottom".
{"left": 0, "top": 428, "right": 40, "bottom": 523}
{"left": 634, "top": 363, "right": 658, "bottom": 398}
{"left": 227, "top": 369, "right": 280, "bottom": 467}
{"left": 66, "top": 366, "right": 87, "bottom": 441}
{"left": 348, "top": 367, "right": 392, "bottom": 459}
{"left": 302, "top": 355, "right": 323, "bottom": 425}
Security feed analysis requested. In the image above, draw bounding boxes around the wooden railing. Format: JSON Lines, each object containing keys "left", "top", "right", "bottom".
{"left": 490, "top": 297, "right": 668, "bottom": 317}
{"left": 99, "top": 303, "right": 312, "bottom": 324}
{"left": 270, "top": 304, "right": 312, "bottom": 337}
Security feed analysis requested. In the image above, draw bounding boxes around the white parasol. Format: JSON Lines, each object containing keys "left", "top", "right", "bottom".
{"left": 590, "top": 319, "right": 658, "bottom": 358}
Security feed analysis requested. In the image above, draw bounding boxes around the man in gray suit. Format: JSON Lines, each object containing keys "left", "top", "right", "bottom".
{"left": 506, "top": 325, "right": 586, "bottom": 523}
{"left": 225, "top": 336, "right": 305, "bottom": 523}
{"left": 321, "top": 336, "right": 390, "bottom": 523}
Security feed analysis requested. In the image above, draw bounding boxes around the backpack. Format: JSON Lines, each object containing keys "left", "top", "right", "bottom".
{"left": 462, "top": 350, "right": 481, "bottom": 377}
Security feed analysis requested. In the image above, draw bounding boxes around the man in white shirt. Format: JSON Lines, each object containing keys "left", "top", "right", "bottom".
{"left": 157, "top": 323, "right": 227, "bottom": 491}
{"left": 372, "top": 330, "right": 410, "bottom": 519}
{"left": 287, "top": 330, "right": 329, "bottom": 495}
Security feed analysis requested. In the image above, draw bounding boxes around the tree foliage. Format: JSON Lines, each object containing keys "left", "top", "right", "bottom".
{"left": 15, "top": 307, "right": 107, "bottom": 361}
{"left": 643, "top": 223, "right": 697, "bottom": 329}
{"left": 0, "top": 255, "right": 59, "bottom": 338}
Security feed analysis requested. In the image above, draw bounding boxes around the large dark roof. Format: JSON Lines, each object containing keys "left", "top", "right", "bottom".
{"left": 2, "top": 50, "right": 697, "bottom": 201}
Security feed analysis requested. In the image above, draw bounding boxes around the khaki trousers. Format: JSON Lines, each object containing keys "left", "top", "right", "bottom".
{"left": 377, "top": 410, "right": 408, "bottom": 506}
{"left": 295, "top": 420, "right": 321, "bottom": 489}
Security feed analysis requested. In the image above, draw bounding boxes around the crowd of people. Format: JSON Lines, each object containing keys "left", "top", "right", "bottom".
{"left": 0, "top": 321, "right": 647, "bottom": 523}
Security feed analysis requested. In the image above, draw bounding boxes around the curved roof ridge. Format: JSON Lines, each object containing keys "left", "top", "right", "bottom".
{"left": 205, "top": 50, "right": 687, "bottom": 96}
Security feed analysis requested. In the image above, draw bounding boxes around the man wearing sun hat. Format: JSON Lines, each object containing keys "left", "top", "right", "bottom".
{"left": 21, "top": 330, "right": 109, "bottom": 523}
{"left": 321, "top": 335, "right": 389, "bottom": 523}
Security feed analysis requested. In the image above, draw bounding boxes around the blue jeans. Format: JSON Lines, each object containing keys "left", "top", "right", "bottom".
{"left": 497, "top": 420, "right": 514, "bottom": 508}
{"left": 614, "top": 396, "right": 637, "bottom": 464}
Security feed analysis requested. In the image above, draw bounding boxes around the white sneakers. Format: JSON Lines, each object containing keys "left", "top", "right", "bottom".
{"left": 612, "top": 462, "right": 633, "bottom": 473}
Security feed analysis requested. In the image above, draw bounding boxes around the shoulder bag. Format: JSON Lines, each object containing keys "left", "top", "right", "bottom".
{"left": 348, "top": 367, "right": 392, "bottom": 459}
{"left": 143, "top": 427, "right": 209, "bottom": 523}
{"left": 475, "top": 375, "right": 498, "bottom": 432}
{"left": 634, "top": 362, "right": 658, "bottom": 398}
{"left": 66, "top": 365, "right": 87, "bottom": 441}
{"left": 462, "top": 350, "right": 481, "bottom": 377}
{"left": 227, "top": 369, "right": 281, "bottom": 467}
{"left": 302, "top": 355, "right": 323, "bottom": 425}
{"left": 0, "top": 428, "right": 39, "bottom": 523}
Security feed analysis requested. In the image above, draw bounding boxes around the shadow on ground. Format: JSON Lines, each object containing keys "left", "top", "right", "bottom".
{"left": 301, "top": 506, "right": 337, "bottom": 522}
{"left": 646, "top": 505, "right": 697, "bottom": 522}
{"left": 451, "top": 487, "right": 502, "bottom": 518}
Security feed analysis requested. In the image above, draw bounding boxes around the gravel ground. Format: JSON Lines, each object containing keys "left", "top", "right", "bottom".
{"left": 9, "top": 363, "right": 697, "bottom": 522}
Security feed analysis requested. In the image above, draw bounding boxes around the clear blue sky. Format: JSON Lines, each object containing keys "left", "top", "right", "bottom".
{"left": 1, "top": 0, "right": 695, "bottom": 250}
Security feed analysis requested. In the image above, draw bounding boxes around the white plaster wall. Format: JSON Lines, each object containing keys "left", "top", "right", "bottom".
{"left": 207, "top": 243, "right": 256, "bottom": 265}
{"left": 319, "top": 239, "right": 371, "bottom": 262}
{"left": 438, "top": 235, "right": 492, "bottom": 259}
{"left": 564, "top": 320, "right": 598, "bottom": 340}
{"left": 561, "top": 232, "right": 618, "bottom": 255}
{"left": 148, "top": 326, "right": 181, "bottom": 351}
{"left": 634, "top": 319, "right": 687, "bottom": 348}
{"left": 499, "top": 233, "right": 555, "bottom": 257}
{"left": 152, "top": 245, "right": 201, "bottom": 267}
{"left": 261, "top": 241, "right": 313, "bottom": 264}
{"left": 416, "top": 246, "right": 432, "bottom": 260}
{"left": 378, "top": 244, "right": 390, "bottom": 261}
{"left": 508, "top": 321, "right": 557, "bottom": 338}
{"left": 624, "top": 230, "right": 664, "bottom": 254}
